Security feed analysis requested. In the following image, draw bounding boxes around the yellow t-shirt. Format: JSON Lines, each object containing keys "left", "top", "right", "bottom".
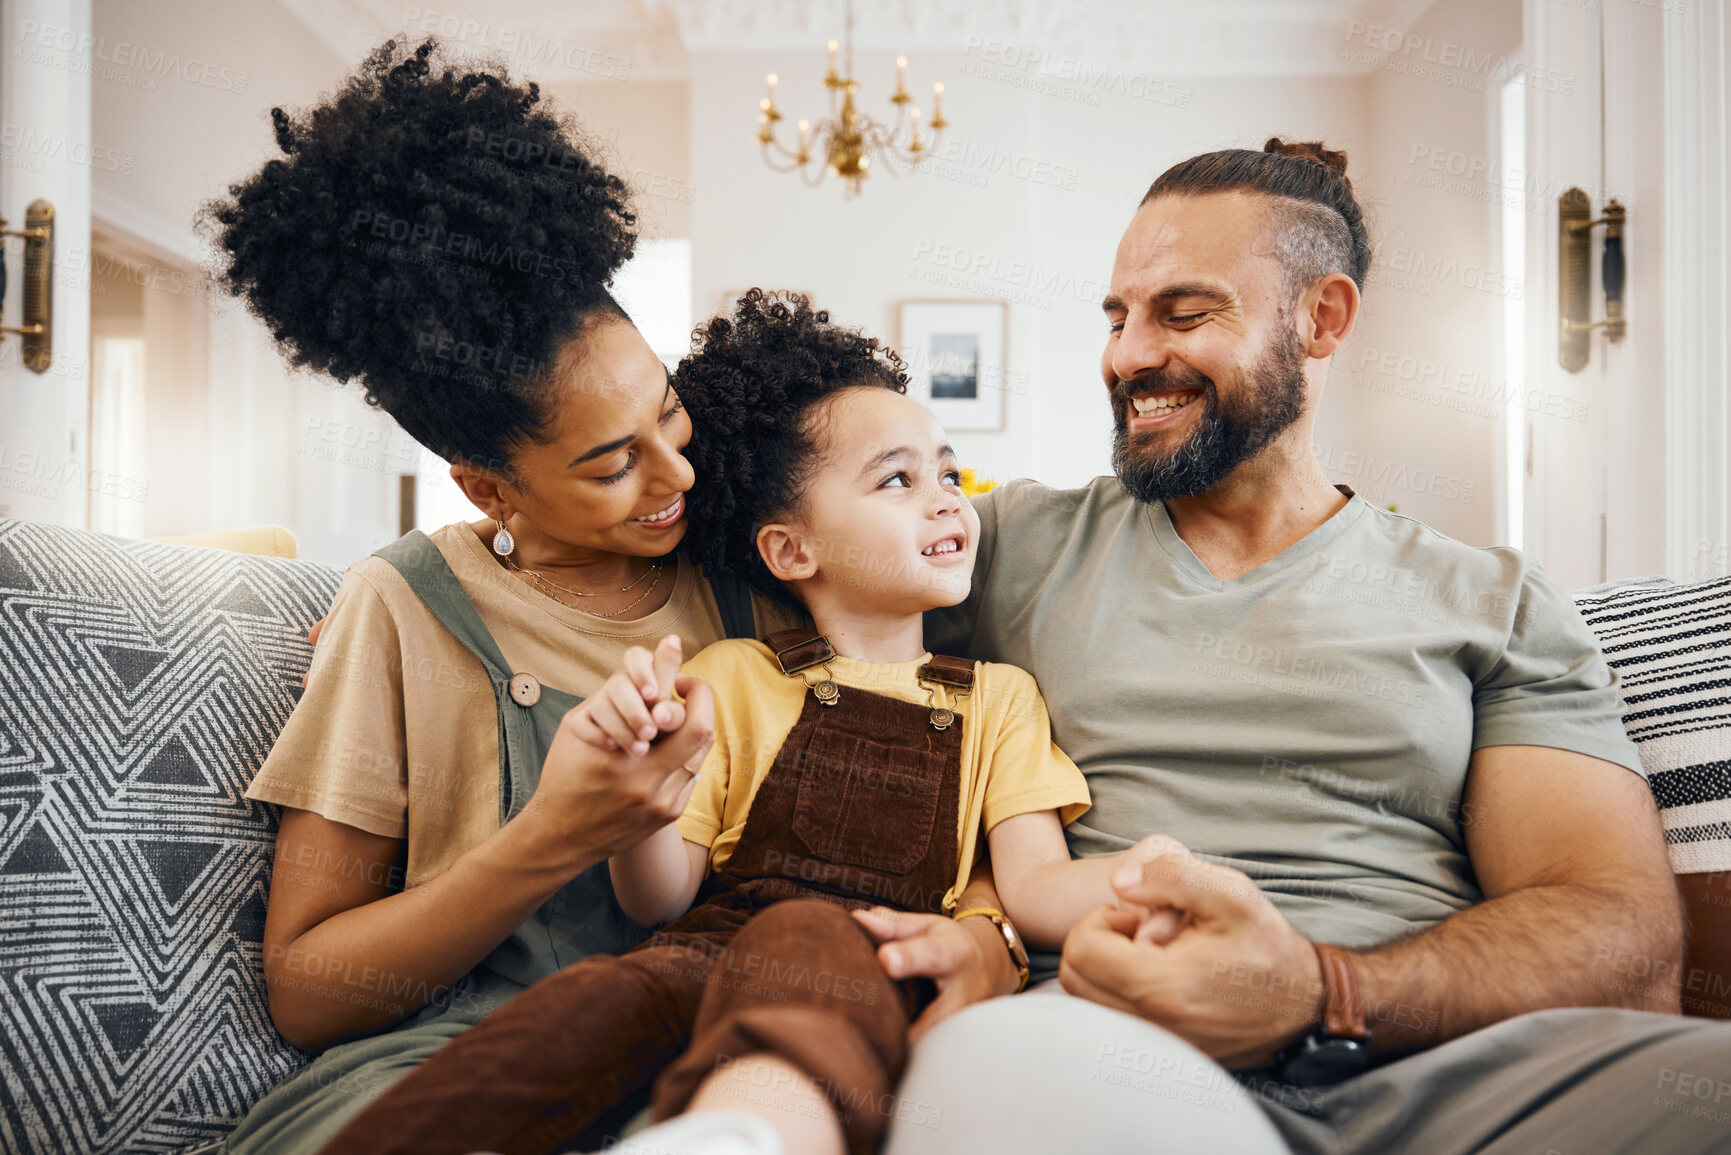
{"left": 244, "top": 523, "right": 801, "bottom": 887}
{"left": 676, "top": 639, "right": 1092, "bottom": 912}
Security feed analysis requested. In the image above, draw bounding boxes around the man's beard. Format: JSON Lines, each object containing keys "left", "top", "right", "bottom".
{"left": 1109, "top": 327, "right": 1307, "bottom": 504}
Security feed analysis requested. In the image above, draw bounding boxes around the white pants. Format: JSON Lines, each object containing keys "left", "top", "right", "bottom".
{"left": 885, "top": 986, "right": 1731, "bottom": 1155}
{"left": 884, "top": 986, "right": 1289, "bottom": 1155}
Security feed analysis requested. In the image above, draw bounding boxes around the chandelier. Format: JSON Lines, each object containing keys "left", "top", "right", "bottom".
{"left": 756, "top": 0, "right": 948, "bottom": 196}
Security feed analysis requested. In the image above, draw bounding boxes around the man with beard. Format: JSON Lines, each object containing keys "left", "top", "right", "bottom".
{"left": 878, "top": 139, "right": 1731, "bottom": 1154}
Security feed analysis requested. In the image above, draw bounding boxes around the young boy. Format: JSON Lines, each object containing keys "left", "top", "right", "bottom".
{"left": 322, "top": 291, "right": 1175, "bottom": 1155}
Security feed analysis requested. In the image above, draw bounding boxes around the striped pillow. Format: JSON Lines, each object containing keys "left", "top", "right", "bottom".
{"left": 0, "top": 520, "right": 335, "bottom": 1153}
{"left": 1574, "top": 575, "right": 1731, "bottom": 874}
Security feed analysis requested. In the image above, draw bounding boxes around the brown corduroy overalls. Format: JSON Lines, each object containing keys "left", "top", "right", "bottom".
{"left": 320, "top": 631, "right": 976, "bottom": 1155}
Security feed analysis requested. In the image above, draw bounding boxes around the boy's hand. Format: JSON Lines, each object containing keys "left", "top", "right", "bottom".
{"left": 853, "top": 907, "right": 1016, "bottom": 1045}
{"left": 1116, "top": 834, "right": 1187, "bottom": 947}
{"left": 572, "top": 636, "right": 690, "bottom": 757}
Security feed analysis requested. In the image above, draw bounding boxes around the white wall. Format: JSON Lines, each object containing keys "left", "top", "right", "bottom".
{"left": 688, "top": 49, "right": 1373, "bottom": 494}
{"left": 1350, "top": 0, "right": 1521, "bottom": 545}
{"left": 61, "top": 2, "right": 1537, "bottom": 562}
{"left": 547, "top": 79, "right": 693, "bottom": 241}
{"left": 87, "top": 0, "right": 405, "bottom": 564}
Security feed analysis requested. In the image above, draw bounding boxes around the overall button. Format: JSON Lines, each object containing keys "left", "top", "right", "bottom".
{"left": 508, "top": 672, "right": 542, "bottom": 707}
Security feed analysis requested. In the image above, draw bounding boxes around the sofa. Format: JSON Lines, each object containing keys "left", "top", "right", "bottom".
{"left": 1, "top": 517, "right": 1727, "bottom": 1153}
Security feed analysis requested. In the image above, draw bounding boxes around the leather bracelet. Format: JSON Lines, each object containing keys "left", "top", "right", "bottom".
{"left": 1313, "top": 942, "right": 1369, "bottom": 1041}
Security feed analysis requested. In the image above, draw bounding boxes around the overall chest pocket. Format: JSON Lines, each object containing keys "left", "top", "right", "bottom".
{"left": 790, "top": 727, "right": 946, "bottom": 875}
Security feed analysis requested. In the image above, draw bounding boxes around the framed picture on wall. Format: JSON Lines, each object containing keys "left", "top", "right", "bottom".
{"left": 896, "top": 299, "right": 1009, "bottom": 432}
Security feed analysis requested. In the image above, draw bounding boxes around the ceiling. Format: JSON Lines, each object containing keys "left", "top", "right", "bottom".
{"left": 276, "top": 0, "right": 1444, "bottom": 83}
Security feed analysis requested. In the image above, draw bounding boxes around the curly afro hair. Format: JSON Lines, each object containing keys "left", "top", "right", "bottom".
{"left": 203, "top": 37, "right": 636, "bottom": 473}
{"left": 677, "top": 289, "right": 908, "bottom": 608}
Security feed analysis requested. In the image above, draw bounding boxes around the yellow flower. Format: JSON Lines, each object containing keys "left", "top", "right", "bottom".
{"left": 958, "top": 467, "right": 998, "bottom": 497}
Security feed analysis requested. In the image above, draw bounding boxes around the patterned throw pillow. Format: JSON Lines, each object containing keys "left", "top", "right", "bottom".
{"left": 0, "top": 520, "right": 338, "bottom": 1154}
{"left": 1575, "top": 575, "right": 1731, "bottom": 873}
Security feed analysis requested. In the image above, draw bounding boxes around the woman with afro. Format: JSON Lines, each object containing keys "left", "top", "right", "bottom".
{"left": 210, "top": 38, "right": 1015, "bottom": 1155}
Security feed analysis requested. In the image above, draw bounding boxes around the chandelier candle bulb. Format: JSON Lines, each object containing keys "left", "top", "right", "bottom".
{"left": 756, "top": 1, "right": 948, "bottom": 195}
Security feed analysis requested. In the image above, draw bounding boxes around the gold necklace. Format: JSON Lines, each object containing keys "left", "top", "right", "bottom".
{"left": 502, "top": 552, "right": 659, "bottom": 596}
{"left": 504, "top": 554, "right": 666, "bottom": 619}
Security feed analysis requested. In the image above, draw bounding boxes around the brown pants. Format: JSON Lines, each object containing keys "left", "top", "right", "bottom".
{"left": 324, "top": 670, "right": 968, "bottom": 1155}
{"left": 320, "top": 899, "right": 917, "bottom": 1155}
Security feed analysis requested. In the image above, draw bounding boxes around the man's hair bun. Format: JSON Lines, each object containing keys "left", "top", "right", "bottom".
{"left": 1142, "top": 137, "right": 1371, "bottom": 297}
{"left": 1263, "top": 136, "right": 1350, "bottom": 176}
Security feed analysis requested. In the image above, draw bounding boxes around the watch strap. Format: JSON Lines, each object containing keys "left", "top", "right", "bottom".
{"left": 955, "top": 905, "right": 1030, "bottom": 993}
{"left": 1314, "top": 942, "right": 1368, "bottom": 1041}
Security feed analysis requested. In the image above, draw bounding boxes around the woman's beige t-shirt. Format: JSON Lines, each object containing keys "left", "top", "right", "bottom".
{"left": 244, "top": 523, "right": 799, "bottom": 888}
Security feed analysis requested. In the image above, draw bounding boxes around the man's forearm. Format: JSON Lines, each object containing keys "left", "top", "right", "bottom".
{"left": 1348, "top": 880, "right": 1683, "bottom": 1050}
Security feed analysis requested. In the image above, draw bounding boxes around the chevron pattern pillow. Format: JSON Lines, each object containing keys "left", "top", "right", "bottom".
{"left": 1575, "top": 575, "right": 1731, "bottom": 874}
{"left": 0, "top": 519, "right": 338, "bottom": 1154}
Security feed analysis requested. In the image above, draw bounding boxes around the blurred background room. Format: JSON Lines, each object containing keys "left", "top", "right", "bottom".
{"left": 1, "top": 0, "right": 1725, "bottom": 589}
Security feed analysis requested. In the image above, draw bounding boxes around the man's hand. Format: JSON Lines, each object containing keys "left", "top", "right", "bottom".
{"left": 852, "top": 907, "right": 1019, "bottom": 1045}
{"left": 1109, "top": 834, "right": 1188, "bottom": 945}
{"left": 1058, "top": 842, "right": 1323, "bottom": 1069}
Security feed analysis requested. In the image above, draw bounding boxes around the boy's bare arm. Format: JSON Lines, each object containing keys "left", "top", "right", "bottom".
{"left": 987, "top": 811, "right": 1172, "bottom": 950}
{"left": 609, "top": 832, "right": 709, "bottom": 927}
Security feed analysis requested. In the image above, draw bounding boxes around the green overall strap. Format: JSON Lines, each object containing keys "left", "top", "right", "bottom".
{"left": 372, "top": 531, "right": 576, "bottom": 824}
{"left": 374, "top": 531, "right": 519, "bottom": 683}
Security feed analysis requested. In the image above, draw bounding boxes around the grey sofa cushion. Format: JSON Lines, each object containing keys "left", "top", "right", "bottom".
{"left": 0, "top": 520, "right": 337, "bottom": 1154}
{"left": 1575, "top": 575, "right": 1731, "bottom": 874}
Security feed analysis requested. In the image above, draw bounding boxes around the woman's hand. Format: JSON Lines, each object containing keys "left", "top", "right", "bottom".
{"left": 301, "top": 615, "right": 327, "bottom": 688}
{"left": 518, "top": 635, "right": 715, "bottom": 867}
{"left": 852, "top": 908, "right": 1020, "bottom": 1045}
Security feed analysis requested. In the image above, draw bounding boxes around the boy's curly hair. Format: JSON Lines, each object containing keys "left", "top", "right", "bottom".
{"left": 677, "top": 290, "right": 908, "bottom": 607}
{"left": 202, "top": 37, "right": 636, "bottom": 474}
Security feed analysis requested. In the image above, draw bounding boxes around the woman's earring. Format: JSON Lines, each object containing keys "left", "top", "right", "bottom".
{"left": 492, "top": 518, "right": 515, "bottom": 557}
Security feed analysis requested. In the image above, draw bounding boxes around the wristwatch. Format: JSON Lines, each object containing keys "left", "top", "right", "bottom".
{"left": 1273, "top": 942, "right": 1373, "bottom": 1087}
{"left": 954, "top": 905, "right": 1030, "bottom": 993}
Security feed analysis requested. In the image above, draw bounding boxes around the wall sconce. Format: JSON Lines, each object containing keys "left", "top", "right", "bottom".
{"left": 1, "top": 199, "right": 54, "bottom": 374}
{"left": 1558, "top": 188, "right": 1624, "bottom": 373}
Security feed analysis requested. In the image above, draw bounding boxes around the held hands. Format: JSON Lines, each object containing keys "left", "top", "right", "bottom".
{"left": 525, "top": 636, "right": 716, "bottom": 865}
{"left": 1059, "top": 837, "right": 1324, "bottom": 1070}
{"left": 571, "top": 635, "right": 693, "bottom": 757}
{"left": 1113, "top": 835, "right": 1188, "bottom": 947}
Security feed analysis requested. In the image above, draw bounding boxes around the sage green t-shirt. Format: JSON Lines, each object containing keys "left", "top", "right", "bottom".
{"left": 926, "top": 477, "right": 1642, "bottom": 971}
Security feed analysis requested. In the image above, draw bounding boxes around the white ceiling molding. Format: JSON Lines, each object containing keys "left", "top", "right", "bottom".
{"left": 274, "top": 0, "right": 691, "bottom": 81}
{"left": 274, "top": 0, "right": 1443, "bottom": 79}
{"left": 651, "top": 0, "right": 1444, "bottom": 76}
